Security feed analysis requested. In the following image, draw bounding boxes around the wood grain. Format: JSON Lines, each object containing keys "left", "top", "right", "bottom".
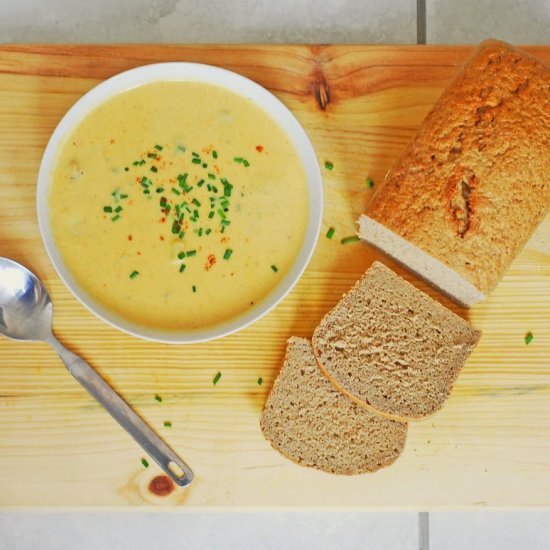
{"left": 0, "top": 45, "right": 549, "bottom": 508}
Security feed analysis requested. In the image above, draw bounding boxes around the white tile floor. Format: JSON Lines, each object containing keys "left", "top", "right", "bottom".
{"left": 426, "top": 0, "right": 550, "bottom": 44}
{"left": 430, "top": 511, "right": 550, "bottom": 550}
{"left": 0, "top": 511, "right": 420, "bottom": 550}
{"left": 1, "top": 1, "right": 550, "bottom": 548}
{"left": 0, "top": 0, "right": 417, "bottom": 43}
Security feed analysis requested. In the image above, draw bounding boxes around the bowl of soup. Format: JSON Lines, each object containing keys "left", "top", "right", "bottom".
{"left": 37, "top": 63, "right": 323, "bottom": 343}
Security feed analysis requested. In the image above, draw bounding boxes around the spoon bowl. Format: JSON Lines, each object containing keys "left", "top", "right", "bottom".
{"left": 0, "top": 258, "right": 52, "bottom": 341}
{"left": 0, "top": 257, "right": 194, "bottom": 487}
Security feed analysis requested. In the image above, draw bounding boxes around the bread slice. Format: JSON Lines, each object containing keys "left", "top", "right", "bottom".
{"left": 260, "top": 337, "right": 408, "bottom": 475}
{"left": 312, "top": 262, "right": 480, "bottom": 420}
{"left": 360, "top": 40, "right": 550, "bottom": 307}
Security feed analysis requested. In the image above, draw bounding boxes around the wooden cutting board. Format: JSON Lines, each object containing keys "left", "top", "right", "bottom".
{"left": 1, "top": 45, "right": 549, "bottom": 508}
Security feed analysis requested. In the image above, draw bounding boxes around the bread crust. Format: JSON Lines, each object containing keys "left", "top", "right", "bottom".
{"left": 367, "top": 40, "right": 550, "bottom": 295}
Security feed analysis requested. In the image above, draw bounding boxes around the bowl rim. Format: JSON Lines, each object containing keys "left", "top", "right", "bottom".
{"left": 36, "top": 62, "right": 323, "bottom": 344}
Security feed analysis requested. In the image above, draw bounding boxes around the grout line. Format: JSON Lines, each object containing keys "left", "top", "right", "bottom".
{"left": 419, "top": 512, "right": 429, "bottom": 550}
{"left": 417, "top": 0, "right": 427, "bottom": 44}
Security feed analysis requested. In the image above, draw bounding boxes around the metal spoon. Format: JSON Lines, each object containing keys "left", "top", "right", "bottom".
{"left": 0, "top": 257, "right": 194, "bottom": 487}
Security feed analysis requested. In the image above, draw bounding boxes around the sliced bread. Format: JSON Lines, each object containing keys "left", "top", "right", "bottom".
{"left": 312, "top": 262, "right": 480, "bottom": 420}
{"left": 360, "top": 40, "right": 550, "bottom": 307}
{"left": 260, "top": 337, "right": 408, "bottom": 475}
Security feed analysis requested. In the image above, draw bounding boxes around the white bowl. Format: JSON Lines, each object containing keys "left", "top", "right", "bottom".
{"left": 37, "top": 63, "right": 323, "bottom": 344}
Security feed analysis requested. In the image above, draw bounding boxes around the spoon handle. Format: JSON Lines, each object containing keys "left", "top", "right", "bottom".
{"left": 47, "top": 336, "right": 194, "bottom": 487}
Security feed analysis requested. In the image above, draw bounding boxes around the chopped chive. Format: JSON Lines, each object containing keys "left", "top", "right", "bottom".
{"left": 207, "top": 184, "right": 212, "bottom": 192}
{"left": 366, "top": 178, "right": 375, "bottom": 188}
{"left": 242, "top": 159, "right": 250, "bottom": 167}
{"left": 192, "top": 158, "right": 201, "bottom": 164}
{"left": 147, "top": 152, "right": 157, "bottom": 158}
{"left": 150, "top": 165, "right": 158, "bottom": 173}
{"left": 221, "top": 219, "right": 231, "bottom": 226}
{"left": 103, "top": 206, "right": 113, "bottom": 213}
{"left": 197, "top": 179, "right": 205, "bottom": 187}
{"left": 114, "top": 205, "right": 123, "bottom": 213}
{"left": 233, "top": 157, "right": 243, "bottom": 163}
{"left": 325, "top": 161, "right": 334, "bottom": 171}
{"left": 213, "top": 371, "right": 222, "bottom": 385}
{"left": 177, "top": 252, "right": 186, "bottom": 260}
{"left": 211, "top": 185, "right": 218, "bottom": 193}
{"left": 326, "top": 227, "right": 335, "bottom": 239}
{"left": 179, "top": 264, "right": 186, "bottom": 273}
{"left": 257, "top": 377, "right": 263, "bottom": 386}
{"left": 208, "top": 173, "right": 216, "bottom": 180}
{"left": 129, "top": 270, "right": 139, "bottom": 279}
{"left": 192, "top": 198, "right": 201, "bottom": 207}
{"left": 141, "top": 176, "right": 152, "bottom": 186}
{"left": 111, "top": 215, "right": 120, "bottom": 222}
{"left": 133, "top": 159, "right": 146, "bottom": 166}
{"left": 120, "top": 193, "right": 128, "bottom": 199}
{"left": 525, "top": 332, "right": 534, "bottom": 345}
{"left": 212, "top": 150, "right": 218, "bottom": 159}
{"left": 193, "top": 209, "right": 200, "bottom": 219}
{"left": 154, "top": 394, "right": 162, "bottom": 402}
{"left": 164, "top": 421, "right": 172, "bottom": 428}
{"left": 143, "top": 189, "right": 150, "bottom": 195}
{"left": 124, "top": 167, "right": 129, "bottom": 172}
{"left": 198, "top": 228, "right": 203, "bottom": 236}
{"left": 220, "top": 225, "right": 226, "bottom": 234}
{"left": 178, "top": 231, "right": 185, "bottom": 239}
{"left": 192, "top": 285, "right": 197, "bottom": 293}
{"left": 177, "top": 144, "right": 186, "bottom": 152}
{"left": 341, "top": 235, "right": 360, "bottom": 244}
{"left": 186, "top": 250, "right": 197, "bottom": 257}
{"left": 224, "top": 184, "right": 233, "bottom": 197}
{"left": 154, "top": 144, "right": 163, "bottom": 151}
{"left": 141, "top": 458, "right": 149, "bottom": 468}
{"left": 217, "top": 208, "right": 226, "bottom": 219}
{"left": 171, "top": 220, "right": 180, "bottom": 234}
{"left": 171, "top": 188, "right": 181, "bottom": 195}
{"left": 192, "top": 152, "right": 200, "bottom": 158}
{"left": 271, "top": 264, "right": 279, "bottom": 273}
{"left": 202, "top": 163, "right": 208, "bottom": 168}
{"left": 175, "top": 204, "right": 181, "bottom": 217}
{"left": 223, "top": 249, "right": 233, "bottom": 260}
{"left": 205, "top": 228, "right": 212, "bottom": 235}
{"left": 156, "top": 187, "right": 164, "bottom": 193}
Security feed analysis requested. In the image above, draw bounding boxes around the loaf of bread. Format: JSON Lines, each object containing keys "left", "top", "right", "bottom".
{"left": 312, "top": 262, "right": 480, "bottom": 420}
{"left": 359, "top": 40, "right": 550, "bottom": 307}
{"left": 260, "top": 337, "right": 408, "bottom": 474}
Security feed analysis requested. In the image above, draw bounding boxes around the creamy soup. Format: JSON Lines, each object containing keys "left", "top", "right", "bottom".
{"left": 49, "top": 81, "right": 309, "bottom": 331}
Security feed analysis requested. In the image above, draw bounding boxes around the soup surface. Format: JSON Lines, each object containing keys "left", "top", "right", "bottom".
{"left": 49, "top": 81, "right": 309, "bottom": 331}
